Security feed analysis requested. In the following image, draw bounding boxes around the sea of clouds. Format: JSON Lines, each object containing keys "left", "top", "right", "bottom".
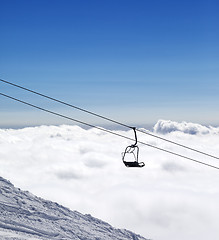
{"left": 0, "top": 119, "right": 219, "bottom": 240}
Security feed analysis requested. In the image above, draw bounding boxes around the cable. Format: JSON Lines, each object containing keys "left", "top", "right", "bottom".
{"left": 1, "top": 91, "right": 219, "bottom": 171}
{"left": 0, "top": 78, "right": 130, "bottom": 128}
{"left": 136, "top": 128, "right": 219, "bottom": 160}
{"left": 1, "top": 78, "right": 219, "bottom": 161}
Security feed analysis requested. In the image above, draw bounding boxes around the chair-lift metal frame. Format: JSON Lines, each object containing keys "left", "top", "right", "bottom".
{"left": 122, "top": 127, "right": 145, "bottom": 168}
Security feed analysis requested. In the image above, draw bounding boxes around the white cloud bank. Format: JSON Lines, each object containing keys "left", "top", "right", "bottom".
{"left": 154, "top": 119, "right": 219, "bottom": 135}
{"left": 0, "top": 120, "right": 219, "bottom": 240}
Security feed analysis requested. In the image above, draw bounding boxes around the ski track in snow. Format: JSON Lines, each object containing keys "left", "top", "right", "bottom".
{"left": 0, "top": 176, "right": 148, "bottom": 240}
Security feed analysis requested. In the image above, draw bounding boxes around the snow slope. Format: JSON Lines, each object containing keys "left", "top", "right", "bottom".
{"left": 0, "top": 176, "right": 149, "bottom": 240}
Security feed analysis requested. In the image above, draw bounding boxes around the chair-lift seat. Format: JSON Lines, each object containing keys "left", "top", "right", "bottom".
{"left": 122, "top": 127, "right": 145, "bottom": 168}
{"left": 123, "top": 161, "right": 145, "bottom": 168}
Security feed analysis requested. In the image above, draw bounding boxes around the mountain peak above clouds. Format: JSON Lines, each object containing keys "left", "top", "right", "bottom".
{"left": 0, "top": 176, "right": 149, "bottom": 240}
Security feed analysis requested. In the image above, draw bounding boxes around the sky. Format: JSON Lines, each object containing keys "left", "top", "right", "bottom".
{"left": 0, "top": 120, "right": 219, "bottom": 240}
{"left": 0, "top": 0, "right": 219, "bottom": 128}
{"left": 1, "top": 2, "right": 219, "bottom": 239}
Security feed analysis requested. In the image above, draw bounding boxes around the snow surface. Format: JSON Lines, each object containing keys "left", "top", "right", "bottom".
{"left": 0, "top": 176, "right": 148, "bottom": 240}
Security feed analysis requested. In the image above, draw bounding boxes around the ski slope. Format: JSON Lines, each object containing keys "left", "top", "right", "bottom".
{"left": 0, "top": 176, "right": 148, "bottom": 240}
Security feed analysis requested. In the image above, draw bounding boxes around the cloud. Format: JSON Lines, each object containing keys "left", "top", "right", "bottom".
{"left": 153, "top": 119, "right": 219, "bottom": 135}
{"left": 82, "top": 153, "right": 109, "bottom": 168}
{"left": 161, "top": 161, "right": 186, "bottom": 173}
{"left": 54, "top": 168, "right": 84, "bottom": 180}
{"left": 0, "top": 121, "right": 219, "bottom": 240}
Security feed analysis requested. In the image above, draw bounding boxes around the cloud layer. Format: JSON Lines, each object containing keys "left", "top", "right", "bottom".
{"left": 154, "top": 119, "right": 219, "bottom": 135}
{"left": 0, "top": 120, "right": 219, "bottom": 240}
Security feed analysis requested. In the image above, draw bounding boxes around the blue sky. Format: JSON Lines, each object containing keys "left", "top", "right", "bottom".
{"left": 1, "top": 0, "right": 219, "bottom": 128}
